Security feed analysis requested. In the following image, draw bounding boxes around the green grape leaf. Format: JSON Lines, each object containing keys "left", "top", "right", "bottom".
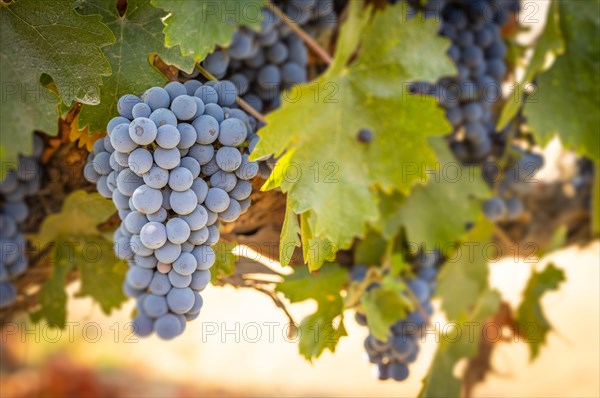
{"left": 32, "top": 237, "right": 127, "bottom": 328}
{"left": 30, "top": 242, "right": 76, "bottom": 328}
{"left": 75, "top": 238, "right": 127, "bottom": 314}
{"left": 76, "top": 0, "right": 194, "bottom": 134}
{"left": 390, "top": 138, "right": 490, "bottom": 249}
{"left": 33, "top": 190, "right": 116, "bottom": 246}
{"left": 498, "top": 1, "right": 564, "bottom": 130}
{"left": 151, "top": 0, "right": 264, "bottom": 61}
{"left": 516, "top": 263, "right": 565, "bottom": 361}
{"left": 211, "top": 241, "right": 237, "bottom": 283}
{"left": 0, "top": 0, "right": 114, "bottom": 177}
{"left": 419, "top": 289, "right": 501, "bottom": 398}
{"left": 354, "top": 230, "right": 388, "bottom": 266}
{"left": 280, "top": 197, "right": 301, "bottom": 267}
{"left": 252, "top": 2, "right": 455, "bottom": 251}
{"left": 436, "top": 218, "right": 495, "bottom": 319}
{"left": 276, "top": 263, "right": 348, "bottom": 360}
{"left": 361, "top": 283, "right": 412, "bottom": 342}
{"left": 523, "top": 0, "right": 600, "bottom": 161}
{"left": 300, "top": 211, "right": 337, "bottom": 271}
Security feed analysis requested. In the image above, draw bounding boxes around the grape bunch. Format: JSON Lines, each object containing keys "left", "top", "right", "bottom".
{"left": 405, "top": 0, "right": 517, "bottom": 161}
{"left": 197, "top": 8, "right": 309, "bottom": 113}
{"left": 188, "top": 1, "right": 338, "bottom": 114}
{"left": 481, "top": 150, "right": 544, "bottom": 221}
{"left": 84, "top": 80, "right": 258, "bottom": 339}
{"left": 353, "top": 251, "right": 442, "bottom": 382}
{"left": 0, "top": 136, "right": 44, "bottom": 309}
{"left": 279, "top": 0, "right": 338, "bottom": 38}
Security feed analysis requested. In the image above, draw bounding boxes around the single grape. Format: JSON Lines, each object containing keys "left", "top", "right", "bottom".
{"left": 170, "top": 190, "right": 198, "bottom": 215}
{"left": 220, "top": 120, "right": 248, "bottom": 148}
{"left": 143, "top": 165, "right": 169, "bottom": 189}
{"left": 168, "top": 269, "right": 193, "bottom": 288}
{"left": 229, "top": 180, "right": 252, "bottom": 201}
{"left": 128, "top": 148, "right": 153, "bottom": 175}
{"left": 154, "top": 313, "right": 183, "bottom": 340}
{"left": 188, "top": 227, "right": 209, "bottom": 245}
{"left": 132, "top": 185, "right": 163, "bottom": 214}
{"left": 193, "top": 115, "right": 220, "bottom": 144}
{"left": 170, "top": 95, "right": 197, "bottom": 121}
{"left": 155, "top": 241, "right": 182, "bottom": 264}
{"left": 156, "top": 124, "right": 181, "bottom": 149}
{"left": 166, "top": 287, "right": 195, "bottom": 314}
{"left": 132, "top": 102, "right": 152, "bottom": 119}
{"left": 166, "top": 218, "right": 191, "bottom": 244}
{"left": 126, "top": 266, "right": 154, "bottom": 289}
{"left": 190, "top": 269, "right": 211, "bottom": 291}
{"left": 117, "top": 94, "right": 140, "bottom": 119}
{"left": 129, "top": 117, "right": 158, "bottom": 145}
{"left": 204, "top": 188, "right": 230, "bottom": 213}
{"left": 147, "top": 207, "right": 168, "bottom": 223}
{"left": 150, "top": 108, "right": 178, "bottom": 128}
{"left": 219, "top": 199, "right": 241, "bottom": 222}
{"left": 164, "top": 81, "right": 187, "bottom": 101}
{"left": 143, "top": 294, "right": 168, "bottom": 318}
{"left": 140, "top": 221, "right": 167, "bottom": 249}
{"left": 168, "top": 167, "right": 194, "bottom": 192}
{"left": 142, "top": 86, "right": 171, "bottom": 111}
{"left": 204, "top": 103, "right": 225, "bottom": 123}
{"left": 210, "top": 170, "right": 237, "bottom": 192}
{"left": 177, "top": 123, "right": 198, "bottom": 150}
{"left": 110, "top": 123, "right": 138, "bottom": 153}
{"left": 154, "top": 147, "right": 181, "bottom": 170}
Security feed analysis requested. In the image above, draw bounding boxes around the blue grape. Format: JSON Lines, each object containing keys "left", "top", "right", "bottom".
{"left": 164, "top": 81, "right": 187, "bottom": 101}
{"left": 193, "top": 115, "right": 220, "bottom": 144}
{"left": 156, "top": 125, "right": 181, "bottom": 149}
{"left": 129, "top": 117, "right": 157, "bottom": 145}
{"left": 117, "top": 94, "right": 141, "bottom": 119}
{"left": 166, "top": 218, "right": 191, "bottom": 244}
{"left": 154, "top": 313, "right": 183, "bottom": 339}
{"left": 170, "top": 95, "right": 197, "bottom": 121}
{"left": 143, "top": 86, "right": 171, "bottom": 110}
{"left": 150, "top": 108, "right": 178, "bottom": 127}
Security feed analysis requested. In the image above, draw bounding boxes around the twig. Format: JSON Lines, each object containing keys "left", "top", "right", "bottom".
{"left": 195, "top": 65, "right": 268, "bottom": 124}
{"left": 494, "top": 225, "right": 515, "bottom": 249}
{"left": 406, "top": 286, "right": 432, "bottom": 326}
{"left": 266, "top": 2, "right": 333, "bottom": 65}
{"left": 253, "top": 285, "right": 298, "bottom": 338}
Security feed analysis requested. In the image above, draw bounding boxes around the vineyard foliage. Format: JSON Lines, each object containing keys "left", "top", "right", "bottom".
{"left": 0, "top": 0, "right": 598, "bottom": 395}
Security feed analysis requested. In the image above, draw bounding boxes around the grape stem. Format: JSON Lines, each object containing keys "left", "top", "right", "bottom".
{"left": 266, "top": 2, "right": 334, "bottom": 65}
{"left": 195, "top": 65, "right": 268, "bottom": 124}
{"left": 406, "top": 287, "right": 432, "bottom": 326}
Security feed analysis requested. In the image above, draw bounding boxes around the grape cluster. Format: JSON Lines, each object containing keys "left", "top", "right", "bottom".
{"left": 353, "top": 251, "right": 442, "bottom": 382}
{"left": 198, "top": 8, "right": 308, "bottom": 113}
{"left": 280, "top": 0, "right": 338, "bottom": 37}
{"left": 0, "top": 136, "right": 44, "bottom": 309}
{"left": 482, "top": 150, "right": 544, "bottom": 221}
{"left": 405, "top": 0, "right": 516, "bottom": 161}
{"left": 188, "top": 1, "right": 338, "bottom": 114}
{"left": 84, "top": 80, "right": 258, "bottom": 339}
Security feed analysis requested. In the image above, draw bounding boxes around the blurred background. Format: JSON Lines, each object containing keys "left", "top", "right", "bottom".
{"left": 1, "top": 242, "right": 598, "bottom": 397}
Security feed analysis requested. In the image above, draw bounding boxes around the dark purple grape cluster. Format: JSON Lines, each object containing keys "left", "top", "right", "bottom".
{"left": 352, "top": 251, "right": 443, "bottom": 382}
{"left": 0, "top": 136, "right": 44, "bottom": 309}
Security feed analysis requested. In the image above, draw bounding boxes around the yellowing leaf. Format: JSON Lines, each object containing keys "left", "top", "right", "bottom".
{"left": 252, "top": 3, "right": 455, "bottom": 252}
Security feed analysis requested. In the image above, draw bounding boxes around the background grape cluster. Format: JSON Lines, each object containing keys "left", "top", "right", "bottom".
{"left": 184, "top": 0, "right": 338, "bottom": 114}
{"left": 0, "top": 136, "right": 44, "bottom": 309}
{"left": 352, "top": 251, "right": 443, "bottom": 382}
{"left": 405, "top": 0, "right": 535, "bottom": 223}
{"left": 84, "top": 80, "right": 258, "bottom": 339}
